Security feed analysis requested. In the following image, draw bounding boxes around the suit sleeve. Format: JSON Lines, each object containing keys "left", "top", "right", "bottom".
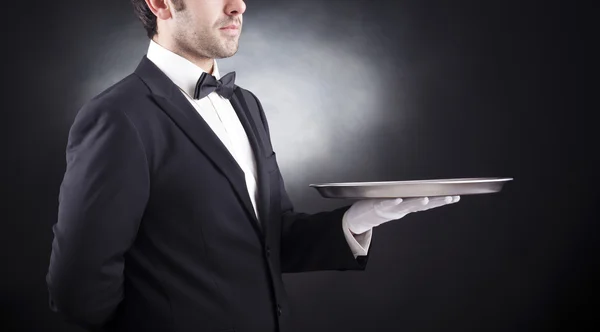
{"left": 249, "top": 92, "right": 369, "bottom": 273}
{"left": 46, "top": 101, "right": 149, "bottom": 329}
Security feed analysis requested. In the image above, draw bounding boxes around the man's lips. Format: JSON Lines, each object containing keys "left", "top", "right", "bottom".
{"left": 220, "top": 25, "right": 240, "bottom": 30}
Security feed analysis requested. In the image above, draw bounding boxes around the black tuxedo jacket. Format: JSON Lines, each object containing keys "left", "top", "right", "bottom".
{"left": 46, "top": 56, "right": 369, "bottom": 332}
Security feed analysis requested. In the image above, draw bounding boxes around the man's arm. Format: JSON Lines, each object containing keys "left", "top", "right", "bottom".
{"left": 277, "top": 172, "right": 369, "bottom": 272}
{"left": 248, "top": 91, "right": 369, "bottom": 273}
{"left": 46, "top": 100, "right": 149, "bottom": 329}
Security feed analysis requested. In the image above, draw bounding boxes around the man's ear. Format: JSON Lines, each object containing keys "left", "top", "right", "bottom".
{"left": 145, "top": 0, "right": 173, "bottom": 20}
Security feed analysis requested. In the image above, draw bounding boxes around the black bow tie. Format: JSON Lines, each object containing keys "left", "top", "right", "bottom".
{"left": 193, "top": 71, "right": 236, "bottom": 100}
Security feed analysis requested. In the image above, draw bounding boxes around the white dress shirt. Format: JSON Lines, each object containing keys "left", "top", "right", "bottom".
{"left": 146, "top": 40, "right": 371, "bottom": 258}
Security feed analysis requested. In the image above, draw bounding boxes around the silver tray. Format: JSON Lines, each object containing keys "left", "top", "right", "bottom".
{"left": 309, "top": 177, "right": 513, "bottom": 199}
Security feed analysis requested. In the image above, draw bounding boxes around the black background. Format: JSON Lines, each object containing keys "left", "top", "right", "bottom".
{"left": 2, "top": 0, "right": 593, "bottom": 331}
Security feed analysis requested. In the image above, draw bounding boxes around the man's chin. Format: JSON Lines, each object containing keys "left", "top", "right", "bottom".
{"left": 215, "top": 52, "right": 237, "bottom": 59}
{"left": 214, "top": 45, "right": 239, "bottom": 59}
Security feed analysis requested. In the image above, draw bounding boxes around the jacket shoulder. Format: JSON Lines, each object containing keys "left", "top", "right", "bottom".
{"left": 84, "top": 74, "right": 149, "bottom": 112}
{"left": 70, "top": 74, "right": 153, "bottom": 129}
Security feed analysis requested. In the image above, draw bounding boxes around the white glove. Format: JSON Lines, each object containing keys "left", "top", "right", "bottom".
{"left": 343, "top": 196, "right": 461, "bottom": 235}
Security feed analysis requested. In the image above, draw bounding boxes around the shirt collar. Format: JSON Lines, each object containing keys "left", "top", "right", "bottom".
{"left": 146, "top": 39, "right": 221, "bottom": 98}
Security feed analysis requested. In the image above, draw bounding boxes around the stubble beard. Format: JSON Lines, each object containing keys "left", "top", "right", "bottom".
{"left": 172, "top": 9, "right": 241, "bottom": 60}
{"left": 188, "top": 28, "right": 240, "bottom": 59}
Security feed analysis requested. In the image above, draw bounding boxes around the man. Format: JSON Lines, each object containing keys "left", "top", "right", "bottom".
{"left": 46, "top": 0, "right": 460, "bottom": 331}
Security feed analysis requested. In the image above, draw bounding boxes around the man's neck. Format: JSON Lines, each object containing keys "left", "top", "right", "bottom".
{"left": 152, "top": 37, "right": 214, "bottom": 74}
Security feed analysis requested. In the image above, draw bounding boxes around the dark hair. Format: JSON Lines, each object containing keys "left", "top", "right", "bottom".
{"left": 130, "top": 0, "right": 157, "bottom": 38}
{"left": 130, "top": 0, "right": 185, "bottom": 38}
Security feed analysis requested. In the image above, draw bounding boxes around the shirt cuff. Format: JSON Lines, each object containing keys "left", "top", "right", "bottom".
{"left": 342, "top": 216, "right": 373, "bottom": 258}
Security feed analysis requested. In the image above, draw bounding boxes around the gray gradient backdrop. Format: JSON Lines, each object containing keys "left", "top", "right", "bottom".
{"left": 2, "top": 0, "right": 593, "bottom": 331}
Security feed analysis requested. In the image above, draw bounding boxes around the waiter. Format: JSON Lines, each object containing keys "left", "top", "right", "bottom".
{"left": 46, "top": 0, "right": 460, "bottom": 331}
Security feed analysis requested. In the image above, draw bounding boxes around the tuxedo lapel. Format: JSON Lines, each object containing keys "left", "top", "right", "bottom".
{"left": 230, "top": 89, "right": 271, "bottom": 236}
{"left": 134, "top": 57, "right": 262, "bottom": 236}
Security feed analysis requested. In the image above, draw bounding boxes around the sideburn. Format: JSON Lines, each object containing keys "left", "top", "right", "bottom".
{"left": 171, "top": 0, "right": 185, "bottom": 11}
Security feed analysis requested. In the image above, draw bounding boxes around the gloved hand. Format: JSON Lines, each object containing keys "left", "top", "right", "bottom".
{"left": 343, "top": 196, "right": 461, "bottom": 235}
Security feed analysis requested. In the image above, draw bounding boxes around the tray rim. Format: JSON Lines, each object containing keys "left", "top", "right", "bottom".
{"left": 309, "top": 177, "right": 514, "bottom": 188}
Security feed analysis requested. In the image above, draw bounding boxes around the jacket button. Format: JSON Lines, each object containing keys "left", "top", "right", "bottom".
{"left": 266, "top": 246, "right": 271, "bottom": 258}
{"left": 277, "top": 304, "right": 282, "bottom": 316}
